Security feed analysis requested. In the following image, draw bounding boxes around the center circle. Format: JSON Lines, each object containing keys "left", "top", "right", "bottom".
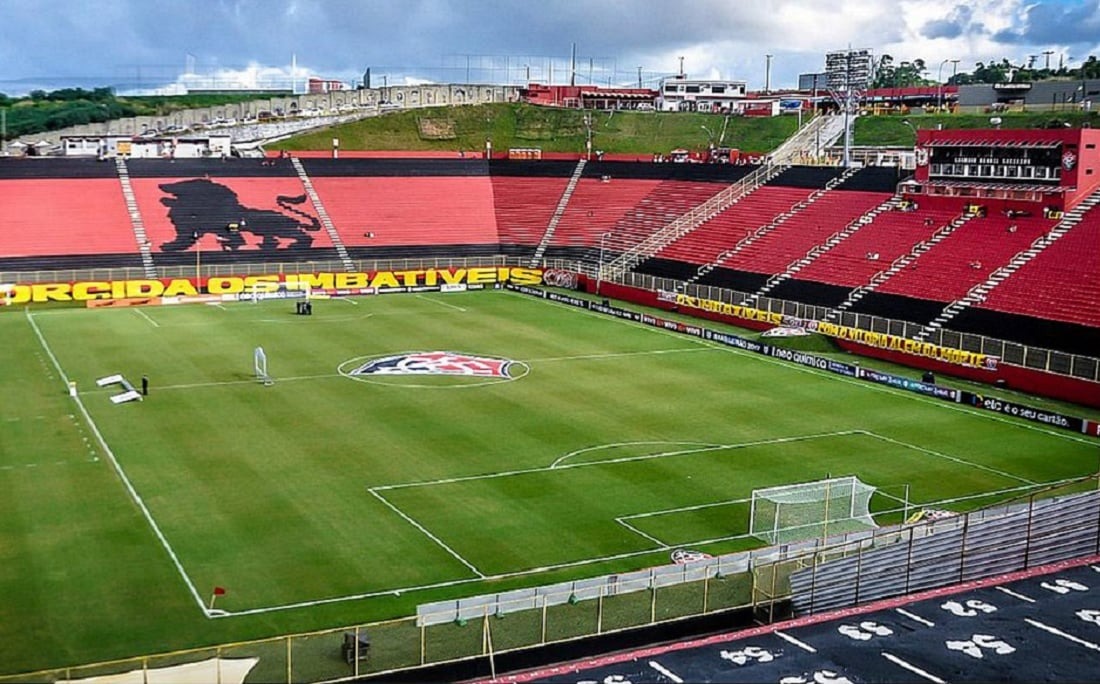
{"left": 337, "top": 351, "right": 530, "bottom": 388}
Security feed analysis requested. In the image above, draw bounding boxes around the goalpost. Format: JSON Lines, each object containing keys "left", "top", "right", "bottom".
{"left": 254, "top": 346, "right": 273, "bottom": 386}
{"left": 749, "top": 476, "right": 878, "bottom": 545}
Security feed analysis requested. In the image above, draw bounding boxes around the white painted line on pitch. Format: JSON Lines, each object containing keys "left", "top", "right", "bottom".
{"left": 774, "top": 630, "right": 817, "bottom": 653}
{"left": 505, "top": 289, "right": 1098, "bottom": 446}
{"left": 621, "top": 496, "right": 752, "bottom": 521}
{"left": 335, "top": 296, "right": 359, "bottom": 305}
{"left": 25, "top": 310, "right": 211, "bottom": 616}
{"left": 895, "top": 607, "right": 935, "bottom": 627}
{"left": 862, "top": 430, "right": 1036, "bottom": 485}
{"left": 882, "top": 652, "right": 946, "bottom": 683}
{"left": 551, "top": 440, "right": 722, "bottom": 469}
{"left": 83, "top": 373, "right": 341, "bottom": 395}
{"left": 526, "top": 347, "right": 713, "bottom": 364}
{"left": 615, "top": 517, "right": 670, "bottom": 548}
{"left": 648, "top": 661, "right": 683, "bottom": 683}
{"left": 996, "top": 586, "right": 1036, "bottom": 603}
{"left": 133, "top": 308, "right": 160, "bottom": 328}
{"left": 375, "top": 430, "right": 862, "bottom": 492}
{"left": 367, "top": 488, "right": 485, "bottom": 579}
{"left": 415, "top": 293, "right": 466, "bottom": 312}
{"left": 1026, "top": 618, "right": 1100, "bottom": 651}
{"left": 551, "top": 431, "right": 860, "bottom": 469}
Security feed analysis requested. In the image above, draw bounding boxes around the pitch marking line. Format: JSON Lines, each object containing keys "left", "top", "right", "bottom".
{"left": 367, "top": 489, "right": 485, "bottom": 579}
{"left": 415, "top": 293, "right": 467, "bottom": 312}
{"left": 505, "top": 289, "right": 1097, "bottom": 446}
{"left": 133, "top": 308, "right": 160, "bottom": 328}
{"left": 552, "top": 431, "right": 860, "bottom": 469}
{"left": 26, "top": 310, "right": 211, "bottom": 617}
{"left": 375, "top": 430, "right": 862, "bottom": 493}
{"left": 859, "top": 430, "right": 1036, "bottom": 485}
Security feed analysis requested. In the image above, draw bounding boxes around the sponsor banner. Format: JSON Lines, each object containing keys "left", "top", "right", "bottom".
{"left": 761, "top": 326, "right": 811, "bottom": 338}
{"left": 440, "top": 283, "right": 468, "bottom": 293}
{"left": 671, "top": 292, "right": 997, "bottom": 370}
{"left": 542, "top": 269, "right": 580, "bottom": 289}
{"left": 769, "top": 346, "right": 830, "bottom": 371}
{"left": 1084, "top": 420, "right": 1100, "bottom": 437}
{"left": 858, "top": 367, "right": 960, "bottom": 401}
{"left": 5, "top": 267, "right": 544, "bottom": 305}
{"left": 969, "top": 396, "right": 1084, "bottom": 432}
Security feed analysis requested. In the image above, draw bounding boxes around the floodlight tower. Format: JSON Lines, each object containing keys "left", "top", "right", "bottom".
{"left": 825, "top": 47, "right": 872, "bottom": 167}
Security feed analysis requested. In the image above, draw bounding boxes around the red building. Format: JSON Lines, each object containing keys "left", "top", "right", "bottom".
{"left": 518, "top": 83, "right": 657, "bottom": 110}
{"left": 903, "top": 127, "right": 1100, "bottom": 214}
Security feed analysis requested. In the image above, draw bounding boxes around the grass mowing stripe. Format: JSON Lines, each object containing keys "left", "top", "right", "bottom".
{"left": 507, "top": 290, "right": 1097, "bottom": 446}
{"left": 25, "top": 310, "right": 210, "bottom": 617}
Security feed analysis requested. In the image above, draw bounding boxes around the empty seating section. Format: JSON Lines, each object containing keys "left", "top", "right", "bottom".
{"left": 550, "top": 179, "right": 663, "bottom": 249}
{"left": 876, "top": 213, "right": 1054, "bottom": 302}
{"left": 795, "top": 207, "right": 957, "bottom": 287}
{"left": 492, "top": 176, "right": 570, "bottom": 246}
{"left": 0, "top": 179, "right": 136, "bottom": 257}
{"left": 655, "top": 186, "right": 814, "bottom": 265}
{"left": 718, "top": 190, "right": 888, "bottom": 273}
{"left": 310, "top": 177, "right": 498, "bottom": 247}
{"left": 131, "top": 177, "right": 334, "bottom": 255}
{"left": 979, "top": 209, "right": 1100, "bottom": 327}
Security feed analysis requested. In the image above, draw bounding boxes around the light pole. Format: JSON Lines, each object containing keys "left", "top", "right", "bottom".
{"left": 937, "top": 59, "right": 950, "bottom": 111}
{"left": 597, "top": 231, "right": 612, "bottom": 296}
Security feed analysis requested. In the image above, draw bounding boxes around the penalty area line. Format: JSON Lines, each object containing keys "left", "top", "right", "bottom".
{"left": 415, "top": 294, "right": 467, "bottom": 312}
{"left": 25, "top": 310, "right": 211, "bottom": 616}
{"left": 367, "top": 488, "right": 485, "bottom": 579}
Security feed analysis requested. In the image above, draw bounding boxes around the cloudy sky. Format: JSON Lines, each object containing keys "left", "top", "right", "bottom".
{"left": 1, "top": 0, "right": 1098, "bottom": 95}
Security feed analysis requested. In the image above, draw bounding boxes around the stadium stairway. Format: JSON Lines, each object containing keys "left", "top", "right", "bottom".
{"left": 746, "top": 194, "right": 901, "bottom": 305}
{"left": 290, "top": 157, "right": 355, "bottom": 272}
{"left": 529, "top": 158, "right": 586, "bottom": 267}
{"left": 829, "top": 211, "right": 974, "bottom": 318}
{"left": 114, "top": 158, "right": 158, "bottom": 277}
{"left": 916, "top": 188, "right": 1100, "bottom": 339}
{"left": 604, "top": 162, "right": 786, "bottom": 279}
{"left": 689, "top": 167, "right": 858, "bottom": 284}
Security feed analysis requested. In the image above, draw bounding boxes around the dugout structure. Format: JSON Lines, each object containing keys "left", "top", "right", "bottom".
{"left": 750, "top": 476, "right": 878, "bottom": 544}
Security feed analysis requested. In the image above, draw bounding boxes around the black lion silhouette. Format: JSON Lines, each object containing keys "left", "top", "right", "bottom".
{"left": 158, "top": 178, "right": 321, "bottom": 252}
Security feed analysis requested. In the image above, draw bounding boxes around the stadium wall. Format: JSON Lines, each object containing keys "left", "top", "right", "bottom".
{"left": 593, "top": 280, "right": 1100, "bottom": 409}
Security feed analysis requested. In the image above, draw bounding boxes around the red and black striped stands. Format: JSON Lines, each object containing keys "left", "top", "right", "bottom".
{"left": 650, "top": 186, "right": 815, "bottom": 267}
{"left": 717, "top": 190, "right": 888, "bottom": 274}
{"left": 875, "top": 213, "right": 1054, "bottom": 302}
{"left": 770, "top": 206, "right": 961, "bottom": 307}
{"left": 544, "top": 162, "right": 758, "bottom": 263}
{"left": 126, "top": 159, "right": 335, "bottom": 267}
{"left": 978, "top": 210, "right": 1100, "bottom": 328}
{"left": 300, "top": 159, "right": 499, "bottom": 260}
{"left": 490, "top": 161, "right": 574, "bottom": 258}
{"left": 0, "top": 159, "right": 141, "bottom": 271}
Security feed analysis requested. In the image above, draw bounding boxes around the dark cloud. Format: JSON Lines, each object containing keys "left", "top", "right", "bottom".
{"left": 993, "top": 0, "right": 1100, "bottom": 45}
{"left": 921, "top": 5, "right": 975, "bottom": 40}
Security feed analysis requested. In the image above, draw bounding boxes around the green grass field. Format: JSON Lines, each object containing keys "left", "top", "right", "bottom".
{"left": 2, "top": 288, "right": 1097, "bottom": 676}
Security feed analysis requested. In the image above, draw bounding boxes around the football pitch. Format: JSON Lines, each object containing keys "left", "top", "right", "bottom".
{"left": 2, "top": 288, "right": 1098, "bottom": 674}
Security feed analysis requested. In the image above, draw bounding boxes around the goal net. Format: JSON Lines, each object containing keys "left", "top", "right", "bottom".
{"left": 254, "top": 346, "right": 273, "bottom": 386}
{"left": 749, "top": 476, "right": 877, "bottom": 545}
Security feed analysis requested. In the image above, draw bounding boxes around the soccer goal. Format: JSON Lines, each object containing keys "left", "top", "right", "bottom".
{"left": 254, "top": 346, "right": 273, "bottom": 386}
{"left": 749, "top": 476, "right": 878, "bottom": 545}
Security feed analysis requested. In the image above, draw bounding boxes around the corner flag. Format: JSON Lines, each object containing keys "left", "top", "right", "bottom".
{"left": 209, "top": 586, "right": 227, "bottom": 610}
